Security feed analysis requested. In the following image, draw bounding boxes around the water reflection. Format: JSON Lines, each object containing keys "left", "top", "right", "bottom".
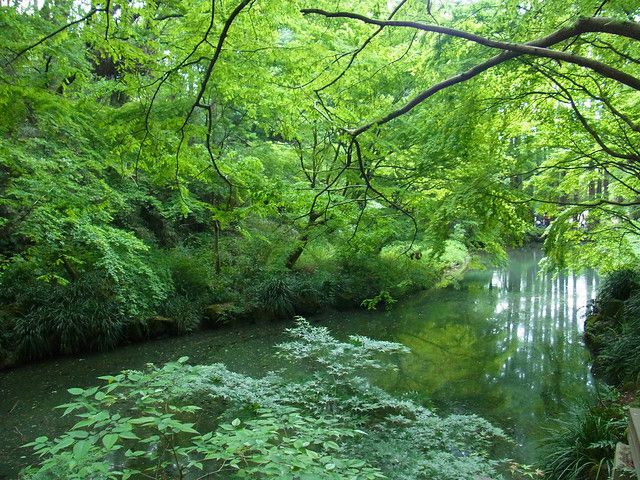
{"left": 363, "top": 248, "right": 597, "bottom": 460}
{"left": 0, "top": 248, "right": 597, "bottom": 475}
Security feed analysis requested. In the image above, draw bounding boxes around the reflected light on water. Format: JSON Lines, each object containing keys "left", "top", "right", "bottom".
{"left": 367, "top": 248, "right": 599, "bottom": 462}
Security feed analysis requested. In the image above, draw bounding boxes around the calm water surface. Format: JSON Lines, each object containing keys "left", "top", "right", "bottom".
{"left": 0, "top": 248, "right": 598, "bottom": 477}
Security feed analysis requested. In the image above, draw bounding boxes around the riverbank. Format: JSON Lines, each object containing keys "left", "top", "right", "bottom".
{"left": 584, "top": 269, "right": 640, "bottom": 388}
{"left": 0, "top": 238, "right": 470, "bottom": 370}
{"left": 0, "top": 248, "right": 597, "bottom": 477}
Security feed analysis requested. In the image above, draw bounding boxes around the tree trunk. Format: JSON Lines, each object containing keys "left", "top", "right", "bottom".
{"left": 213, "top": 220, "right": 221, "bottom": 274}
{"left": 285, "top": 211, "right": 322, "bottom": 270}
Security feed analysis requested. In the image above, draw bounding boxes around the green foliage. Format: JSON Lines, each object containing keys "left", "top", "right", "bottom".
{"left": 21, "top": 319, "right": 510, "bottom": 479}
{"left": 539, "top": 388, "right": 627, "bottom": 480}
{"left": 153, "top": 247, "right": 217, "bottom": 332}
{"left": 585, "top": 269, "right": 640, "bottom": 386}
{"left": 1, "top": 0, "right": 634, "bottom": 378}
{"left": 596, "top": 317, "right": 640, "bottom": 386}
{"left": 361, "top": 291, "right": 397, "bottom": 311}
{"left": 597, "top": 269, "right": 640, "bottom": 302}
{"left": 1, "top": 269, "right": 127, "bottom": 360}
{"left": 257, "top": 274, "right": 297, "bottom": 319}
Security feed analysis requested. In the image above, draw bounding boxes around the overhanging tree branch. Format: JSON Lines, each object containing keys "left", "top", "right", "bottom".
{"left": 175, "top": 0, "right": 252, "bottom": 183}
{"left": 181, "top": 0, "right": 253, "bottom": 130}
{"left": 315, "top": 0, "right": 410, "bottom": 93}
{"left": 7, "top": 7, "right": 105, "bottom": 64}
{"left": 301, "top": 9, "right": 640, "bottom": 136}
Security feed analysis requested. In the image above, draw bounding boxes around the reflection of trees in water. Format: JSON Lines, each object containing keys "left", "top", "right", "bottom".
{"left": 377, "top": 273, "right": 509, "bottom": 411}
{"left": 497, "top": 257, "right": 597, "bottom": 418}
{"left": 376, "top": 250, "right": 597, "bottom": 445}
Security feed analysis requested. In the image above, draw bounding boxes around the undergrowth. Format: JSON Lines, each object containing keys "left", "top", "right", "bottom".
{"left": 539, "top": 387, "right": 627, "bottom": 480}
{"left": 21, "top": 318, "right": 513, "bottom": 480}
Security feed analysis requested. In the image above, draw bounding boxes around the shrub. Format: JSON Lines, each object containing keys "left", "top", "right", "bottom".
{"left": 585, "top": 270, "right": 640, "bottom": 386}
{"left": 594, "top": 313, "right": 640, "bottom": 385}
{"left": 7, "top": 272, "right": 127, "bottom": 359}
{"left": 597, "top": 269, "right": 640, "bottom": 302}
{"left": 256, "top": 274, "right": 296, "bottom": 319}
{"left": 157, "top": 247, "right": 214, "bottom": 299}
{"left": 22, "top": 319, "right": 510, "bottom": 480}
{"left": 157, "top": 295, "right": 204, "bottom": 333}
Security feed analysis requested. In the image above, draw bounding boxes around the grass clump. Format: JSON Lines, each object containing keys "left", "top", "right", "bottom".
{"left": 539, "top": 388, "right": 627, "bottom": 480}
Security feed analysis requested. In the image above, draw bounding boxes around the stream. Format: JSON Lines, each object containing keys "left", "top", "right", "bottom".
{"left": 0, "top": 248, "right": 598, "bottom": 477}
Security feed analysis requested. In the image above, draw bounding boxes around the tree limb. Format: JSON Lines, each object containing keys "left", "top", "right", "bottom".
{"left": 301, "top": 10, "right": 640, "bottom": 135}
{"left": 8, "top": 7, "right": 105, "bottom": 64}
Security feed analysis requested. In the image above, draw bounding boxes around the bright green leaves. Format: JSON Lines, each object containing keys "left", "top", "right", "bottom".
{"left": 22, "top": 320, "right": 509, "bottom": 479}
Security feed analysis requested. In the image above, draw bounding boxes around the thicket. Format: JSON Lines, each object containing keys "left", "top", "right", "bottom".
{"left": 584, "top": 269, "right": 640, "bottom": 387}
{"left": 1, "top": 1, "right": 480, "bottom": 367}
{"left": 0, "top": 132, "right": 468, "bottom": 365}
{"left": 21, "top": 319, "right": 522, "bottom": 479}
{"left": 0, "top": 200, "right": 465, "bottom": 367}
{"left": 0, "top": 69, "right": 468, "bottom": 368}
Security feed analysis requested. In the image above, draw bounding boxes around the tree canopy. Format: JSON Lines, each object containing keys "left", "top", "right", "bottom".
{"left": 0, "top": 0, "right": 638, "bottom": 361}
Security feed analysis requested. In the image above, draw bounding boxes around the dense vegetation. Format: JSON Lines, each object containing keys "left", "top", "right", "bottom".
{"left": 585, "top": 269, "right": 640, "bottom": 387}
{"left": 21, "top": 319, "right": 521, "bottom": 479}
{"left": 1, "top": 0, "right": 638, "bottom": 366}
{"left": 1, "top": 0, "right": 639, "bottom": 477}
{"left": 540, "top": 386, "right": 628, "bottom": 480}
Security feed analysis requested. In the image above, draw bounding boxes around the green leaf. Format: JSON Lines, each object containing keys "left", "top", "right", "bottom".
{"left": 118, "top": 431, "right": 140, "bottom": 440}
{"left": 102, "top": 433, "right": 118, "bottom": 450}
{"left": 72, "top": 440, "right": 91, "bottom": 459}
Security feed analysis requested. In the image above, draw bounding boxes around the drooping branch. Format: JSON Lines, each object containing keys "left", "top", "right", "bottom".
{"left": 136, "top": 0, "right": 217, "bottom": 178}
{"left": 174, "top": 0, "right": 252, "bottom": 184}
{"left": 181, "top": 0, "right": 253, "bottom": 130}
{"left": 350, "top": 51, "right": 511, "bottom": 136}
{"left": 351, "top": 138, "right": 418, "bottom": 251}
{"left": 301, "top": 9, "right": 640, "bottom": 135}
{"left": 315, "top": 0, "right": 409, "bottom": 93}
{"left": 206, "top": 104, "right": 233, "bottom": 208}
{"left": 534, "top": 66, "right": 639, "bottom": 162}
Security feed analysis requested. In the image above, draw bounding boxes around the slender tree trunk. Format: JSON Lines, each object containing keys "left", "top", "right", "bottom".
{"left": 213, "top": 220, "right": 221, "bottom": 274}
{"left": 285, "top": 211, "right": 322, "bottom": 270}
{"left": 285, "top": 234, "right": 309, "bottom": 270}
